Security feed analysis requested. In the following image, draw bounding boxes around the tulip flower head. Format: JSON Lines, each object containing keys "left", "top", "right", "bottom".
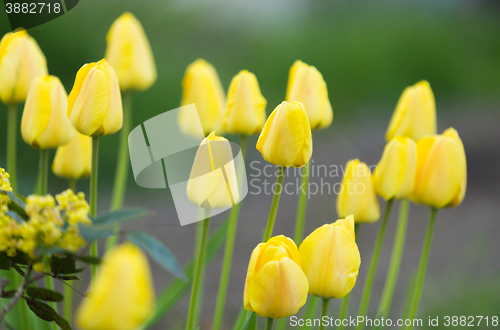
{"left": 68, "top": 59, "right": 123, "bottom": 137}
{"left": 411, "top": 128, "right": 466, "bottom": 209}
{"left": 244, "top": 235, "right": 309, "bottom": 319}
{"left": 21, "top": 75, "right": 74, "bottom": 149}
{"left": 373, "top": 136, "right": 417, "bottom": 200}
{"left": 187, "top": 131, "right": 239, "bottom": 209}
{"left": 105, "top": 12, "right": 157, "bottom": 91}
{"left": 286, "top": 60, "right": 333, "bottom": 130}
{"left": 257, "top": 101, "right": 312, "bottom": 167}
{"left": 223, "top": 70, "right": 267, "bottom": 135}
{"left": 337, "top": 159, "right": 380, "bottom": 223}
{"left": 299, "top": 215, "right": 360, "bottom": 299}
{"left": 52, "top": 128, "right": 92, "bottom": 179}
{"left": 178, "top": 59, "right": 226, "bottom": 137}
{"left": 386, "top": 80, "right": 436, "bottom": 141}
{"left": 76, "top": 242, "right": 155, "bottom": 330}
{"left": 0, "top": 30, "right": 47, "bottom": 104}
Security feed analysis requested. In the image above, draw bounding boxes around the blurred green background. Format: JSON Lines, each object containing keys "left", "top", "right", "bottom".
{"left": 1, "top": 0, "right": 499, "bottom": 329}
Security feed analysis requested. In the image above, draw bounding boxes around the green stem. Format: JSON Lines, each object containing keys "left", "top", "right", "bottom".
{"left": 7, "top": 104, "right": 17, "bottom": 191}
{"left": 377, "top": 199, "right": 410, "bottom": 321}
{"left": 265, "top": 317, "right": 275, "bottom": 330}
{"left": 299, "top": 297, "right": 319, "bottom": 330}
{"left": 90, "top": 137, "right": 99, "bottom": 282}
{"left": 262, "top": 166, "right": 285, "bottom": 242}
{"left": 186, "top": 213, "right": 211, "bottom": 330}
{"left": 107, "top": 92, "right": 133, "bottom": 250}
{"left": 293, "top": 160, "right": 310, "bottom": 244}
{"left": 69, "top": 179, "right": 77, "bottom": 192}
{"left": 406, "top": 208, "right": 437, "bottom": 330}
{"left": 233, "top": 309, "right": 248, "bottom": 330}
{"left": 212, "top": 135, "right": 247, "bottom": 330}
{"left": 65, "top": 179, "right": 77, "bottom": 326}
{"left": 356, "top": 199, "right": 394, "bottom": 330}
{"left": 39, "top": 149, "right": 49, "bottom": 195}
{"left": 193, "top": 220, "right": 206, "bottom": 328}
{"left": 319, "top": 299, "right": 330, "bottom": 330}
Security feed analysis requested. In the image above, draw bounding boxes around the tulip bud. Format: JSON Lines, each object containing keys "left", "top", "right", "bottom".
{"left": 411, "top": 128, "right": 466, "bottom": 209}
{"left": 299, "top": 215, "right": 360, "bottom": 299}
{"left": 187, "top": 131, "right": 239, "bottom": 209}
{"left": 0, "top": 30, "right": 47, "bottom": 104}
{"left": 286, "top": 60, "right": 333, "bottom": 130}
{"left": 223, "top": 70, "right": 267, "bottom": 135}
{"left": 178, "top": 59, "right": 226, "bottom": 137}
{"left": 76, "top": 242, "right": 155, "bottom": 330}
{"left": 52, "top": 128, "right": 92, "bottom": 179}
{"left": 244, "top": 235, "right": 309, "bottom": 319}
{"left": 337, "top": 159, "right": 380, "bottom": 223}
{"left": 256, "top": 101, "right": 312, "bottom": 167}
{"left": 21, "top": 75, "right": 74, "bottom": 149}
{"left": 386, "top": 80, "right": 436, "bottom": 141}
{"left": 373, "top": 136, "right": 417, "bottom": 200}
{"left": 68, "top": 59, "right": 123, "bottom": 137}
{"left": 105, "top": 12, "right": 157, "bottom": 92}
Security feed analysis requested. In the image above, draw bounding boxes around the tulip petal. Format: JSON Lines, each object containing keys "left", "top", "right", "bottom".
{"left": 21, "top": 77, "right": 51, "bottom": 147}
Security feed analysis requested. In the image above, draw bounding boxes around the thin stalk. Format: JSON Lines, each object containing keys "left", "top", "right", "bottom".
{"left": 212, "top": 135, "right": 247, "bottom": 330}
{"left": 90, "top": 137, "right": 100, "bottom": 282}
{"left": 319, "top": 299, "right": 331, "bottom": 330}
{"left": 186, "top": 212, "right": 211, "bottom": 330}
{"left": 233, "top": 309, "right": 249, "bottom": 330}
{"left": 65, "top": 180, "right": 77, "bottom": 326}
{"left": 262, "top": 166, "right": 285, "bottom": 242}
{"left": 405, "top": 208, "right": 438, "bottom": 330}
{"left": 0, "top": 264, "right": 32, "bottom": 322}
{"left": 298, "top": 297, "right": 319, "bottom": 330}
{"left": 377, "top": 199, "right": 410, "bottom": 321}
{"left": 39, "top": 149, "right": 49, "bottom": 195}
{"left": 107, "top": 92, "right": 133, "bottom": 249}
{"left": 7, "top": 104, "right": 17, "bottom": 191}
{"left": 69, "top": 179, "right": 77, "bottom": 192}
{"left": 356, "top": 199, "right": 394, "bottom": 330}
{"left": 293, "top": 160, "right": 310, "bottom": 244}
{"left": 193, "top": 220, "right": 206, "bottom": 328}
{"left": 265, "top": 317, "right": 275, "bottom": 330}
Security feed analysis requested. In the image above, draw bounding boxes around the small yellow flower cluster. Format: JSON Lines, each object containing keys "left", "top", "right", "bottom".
{"left": 0, "top": 187, "right": 90, "bottom": 260}
{"left": 0, "top": 168, "right": 12, "bottom": 205}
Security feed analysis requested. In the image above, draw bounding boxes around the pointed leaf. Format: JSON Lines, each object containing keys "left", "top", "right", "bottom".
{"left": 74, "top": 255, "right": 101, "bottom": 265}
{"left": 56, "top": 275, "right": 79, "bottom": 281}
{"left": 93, "top": 207, "right": 151, "bottom": 225}
{"left": 26, "top": 287, "right": 63, "bottom": 302}
{"left": 0, "top": 253, "right": 10, "bottom": 270}
{"left": 78, "top": 223, "right": 114, "bottom": 242}
{"left": 241, "top": 312, "right": 257, "bottom": 330}
{"left": 26, "top": 300, "right": 56, "bottom": 322}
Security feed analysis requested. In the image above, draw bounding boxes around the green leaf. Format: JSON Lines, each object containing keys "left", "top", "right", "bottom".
{"left": 1, "top": 290, "right": 16, "bottom": 298}
{"left": 26, "top": 287, "right": 63, "bottom": 302}
{"left": 56, "top": 275, "right": 79, "bottom": 281}
{"left": 241, "top": 312, "right": 257, "bottom": 330}
{"left": 0, "top": 253, "right": 11, "bottom": 270}
{"left": 50, "top": 255, "right": 80, "bottom": 275}
{"left": 140, "top": 220, "right": 228, "bottom": 329}
{"left": 1, "top": 190, "right": 28, "bottom": 220}
{"left": 93, "top": 207, "right": 151, "bottom": 225}
{"left": 73, "top": 255, "right": 101, "bottom": 265}
{"left": 34, "top": 246, "right": 70, "bottom": 256}
{"left": 127, "top": 230, "right": 186, "bottom": 281}
{"left": 6, "top": 210, "right": 26, "bottom": 224}
{"left": 78, "top": 223, "right": 114, "bottom": 242}
{"left": 26, "top": 299, "right": 72, "bottom": 330}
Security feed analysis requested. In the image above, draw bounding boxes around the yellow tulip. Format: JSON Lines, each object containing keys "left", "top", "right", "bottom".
{"left": 105, "top": 12, "right": 157, "bottom": 91}
{"left": 386, "top": 80, "right": 436, "bottom": 141}
{"left": 178, "top": 59, "right": 226, "bottom": 137}
{"left": 52, "top": 128, "right": 92, "bottom": 179}
{"left": 75, "top": 242, "right": 155, "bottom": 330}
{"left": 187, "top": 131, "right": 239, "bottom": 209}
{"left": 68, "top": 59, "right": 123, "bottom": 137}
{"left": 21, "top": 75, "right": 73, "bottom": 149}
{"left": 0, "top": 30, "right": 47, "bottom": 104}
{"left": 337, "top": 159, "right": 380, "bottom": 223}
{"left": 244, "top": 235, "right": 309, "bottom": 319}
{"left": 373, "top": 136, "right": 417, "bottom": 200}
{"left": 286, "top": 60, "right": 333, "bottom": 130}
{"left": 223, "top": 70, "right": 267, "bottom": 135}
{"left": 256, "top": 101, "right": 312, "bottom": 167}
{"left": 411, "top": 128, "right": 466, "bottom": 208}
{"left": 299, "top": 215, "right": 360, "bottom": 299}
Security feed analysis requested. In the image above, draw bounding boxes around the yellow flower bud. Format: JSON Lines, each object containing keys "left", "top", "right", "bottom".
{"left": 223, "top": 70, "right": 267, "bottom": 135}
{"left": 52, "top": 128, "right": 92, "bottom": 179}
{"left": 105, "top": 12, "right": 157, "bottom": 92}
{"left": 21, "top": 75, "right": 74, "bottom": 149}
{"left": 411, "top": 128, "right": 466, "bottom": 209}
{"left": 386, "top": 80, "right": 436, "bottom": 141}
{"left": 286, "top": 60, "right": 333, "bottom": 130}
{"left": 299, "top": 215, "right": 360, "bottom": 299}
{"left": 337, "top": 159, "right": 380, "bottom": 223}
{"left": 187, "top": 131, "right": 239, "bottom": 209}
{"left": 244, "top": 236, "right": 309, "bottom": 319}
{"left": 373, "top": 136, "right": 417, "bottom": 200}
{"left": 68, "top": 59, "right": 123, "bottom": 137}
{"left": 178, "top": 59, "right": 226, "bottom": 137}
{"left": 0, "top": 30, "right": 47, "bottom": 104}
{"left": 76, "top": 242, "right": 155, "bottom": 330}
{"left": 256, "top": 101, "right": 312, "bottom": 167}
